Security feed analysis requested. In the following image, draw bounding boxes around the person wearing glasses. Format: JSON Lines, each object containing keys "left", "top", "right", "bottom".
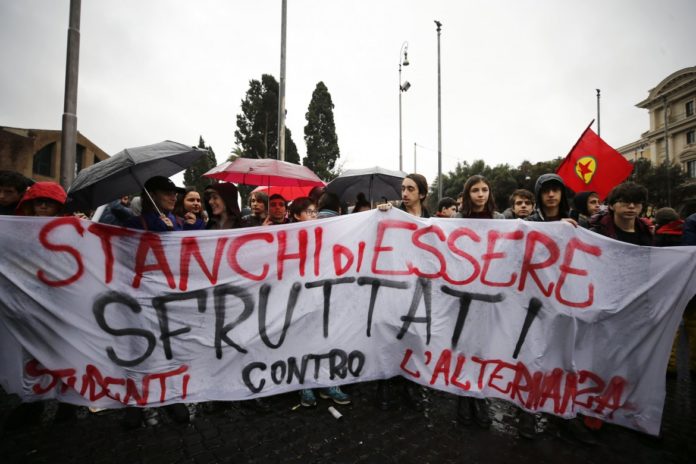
{"left": 289, "top": 196, "right": 352, "bottom": 407}
{"left": 590, "top": 182, "right": 653, "bottom": 246}
{"left": 289, "top": 196, "right": 319, "bottom": 222}
{"left": 15, "top": 181, "right": 66, "bottom": 217}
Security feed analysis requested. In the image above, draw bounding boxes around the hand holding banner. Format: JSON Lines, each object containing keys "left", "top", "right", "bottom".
{"left": 0, "top": 210, "right": 694, "bottom": 436}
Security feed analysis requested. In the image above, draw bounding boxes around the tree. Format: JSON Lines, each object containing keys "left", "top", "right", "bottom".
{"left": 630, "top": 158, "right": 688, "bottom": 209}
{"left": 303, "top": 81, "right": 340, "bottom": 181}
{"left": 234, "top": 74, "right": 300, "bottom": 164}
{"left": 227, "top": 146, "right": 244, "bottom": 162}
{"left": 183, "top": 135, "right": 217, "bottom": 192}
{"left": 427, "top": 157, "right": 562, "bottom": 212}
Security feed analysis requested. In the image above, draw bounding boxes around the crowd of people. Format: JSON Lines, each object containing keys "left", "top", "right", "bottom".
{"left": 0, "top": 168, "right": 694, "bottom": 441}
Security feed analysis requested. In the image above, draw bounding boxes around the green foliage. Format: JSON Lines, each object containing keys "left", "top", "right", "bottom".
{"left": 303, "top": 81, "right": 340, "bottom": 181}
{"left": 234, "top": 74, "right": 299, "bottom": 164}
{"left": 284, "top": 127, "right": 300, "bottom": 165}
{"left": 630, "top": 158, "right": 689, "bottom": 209}
{"left": 183, "top": 136, "right": 217, "bottom": 193}
{"left": 430, "top": 155, "right": 691, "bottom": 214}
{"left": 227, "top": 147, "right": 243, "bottom": 162}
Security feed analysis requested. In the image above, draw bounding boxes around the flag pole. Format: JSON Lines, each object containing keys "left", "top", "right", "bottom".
{"left": 596, "top": 89, "right": 601, "bottom": 137}
{"left": 561, "top": 120, "right": 595, "bottom": 162}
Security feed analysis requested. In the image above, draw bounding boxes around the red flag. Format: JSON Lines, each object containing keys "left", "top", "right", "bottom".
{"left": 556, "top": 122, "right": 633, "bottom": 200}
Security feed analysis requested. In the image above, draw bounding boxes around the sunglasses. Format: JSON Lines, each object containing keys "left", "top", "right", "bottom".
{"left": 34, "top": 198, "right": 61, "bottom": 207}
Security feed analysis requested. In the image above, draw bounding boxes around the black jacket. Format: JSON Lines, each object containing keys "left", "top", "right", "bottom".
{"left": 525, "top": 173, "right": 570, "bottom": 222}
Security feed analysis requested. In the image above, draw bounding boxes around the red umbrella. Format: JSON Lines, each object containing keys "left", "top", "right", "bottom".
{"left": 251, "top": 184, "right": 325, "bottom": 201}
{"left": 203, "top": 158, "right": 324, "bottom": 187}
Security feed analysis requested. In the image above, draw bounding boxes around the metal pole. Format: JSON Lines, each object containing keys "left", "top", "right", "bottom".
{"left": 399, "top": 62, "right": 403, "bottom": 171}
{"left": 414, "top": 142, "right": 417, "bottom": 172}
{"left": 398, "top": 41, "right": 408, "bottom": 172}
{"left": 435, "top": 20, "right": 442, "bottom": 200}
{"left": 596, "top": 89, "right": 601, "bottom": 137}
{"left": 277, "top": 0, "right": 287, "bottom": 161}
{"left": 60, "top": 0, "right": 81, "bottom": 189}
{"left": 663, "top": 96, "right": 671, "bottom": 206}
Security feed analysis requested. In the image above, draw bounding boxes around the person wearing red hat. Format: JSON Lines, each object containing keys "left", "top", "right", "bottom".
{"left": 15, "top": 181, "right": 67, "bottom": 216}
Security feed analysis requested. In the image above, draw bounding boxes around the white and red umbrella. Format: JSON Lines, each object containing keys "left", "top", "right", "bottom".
{"left": 251, "top": 184, "right": 324, "bottom": 201}
{"left": 203, "top": 158, "right": 325, "bottom": 187}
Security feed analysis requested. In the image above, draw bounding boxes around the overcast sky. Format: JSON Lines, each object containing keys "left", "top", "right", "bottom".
{"left": 2, "top": 0, "right": 695, "bottom": 187}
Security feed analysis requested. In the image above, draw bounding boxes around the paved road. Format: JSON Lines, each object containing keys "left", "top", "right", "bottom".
{"left": 1, "top": 376, "right": 693, "bottom": 464}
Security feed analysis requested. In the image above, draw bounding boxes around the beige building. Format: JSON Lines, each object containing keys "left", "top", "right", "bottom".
{"left": 618, "top": 66, "right": 696, "bottom": 178}
{"left": 0, "top": 126, "right": 109, "bottom": 183}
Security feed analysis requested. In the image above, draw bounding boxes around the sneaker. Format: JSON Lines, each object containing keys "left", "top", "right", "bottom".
{"left": 164, "top": 403, "right": 190, "bottom": 424}
{"left": 54, "top": 403, "right": 78, "bottom": 424}
{"left": 319, "top": 386, "right": 351, "bottom": 405}
{"left": 240, "top": 398, "right": 272, "bottom": 413}
{"left": 122, "top": 407, "right": 143, "bottom": 430}
{"left": 376, "top": 380, "right": 393, "bottom": 411}
{"left": 518, "top": 410, "right": 537, "bottom": 439}
{"left": 300, "top": 389, "right": 317, "bottom": 408}
{"left": 457, "top": 397, "right": 475, "bottom": 426}
{"left": 472, "top": 398, "right": 492, "bottom": 429}
{"left": 558, "top": 417, "right": 598, "bottom": 445}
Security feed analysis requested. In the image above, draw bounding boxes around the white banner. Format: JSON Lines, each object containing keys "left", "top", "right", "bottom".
{"left": 1, "top": 209, "right": 694, "bottom": 435}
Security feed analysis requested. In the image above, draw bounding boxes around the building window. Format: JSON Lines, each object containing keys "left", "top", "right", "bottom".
{"left": 688, "top": 160, "right": 696, "bottom": 178}
{"left": 75, "top": 144, "right": 85, "bottom": 174}
{"left": 32, "top": 143, "right": 55, "bottom": 177}
{"left": 687, "top": 101, "right": 694, "bottom": 117}
{"left": 688, "top": 130, "right": 696, "bottom": 145}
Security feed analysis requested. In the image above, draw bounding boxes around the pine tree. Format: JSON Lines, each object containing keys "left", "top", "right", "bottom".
{"left": 303, "top": 81, "right": 339, "bottom": 181}
{"left": 235, "top": 74, "right": 300, "bottom": 164}
{"left": 183, "top": 135, "right": 217, "bottom": 192}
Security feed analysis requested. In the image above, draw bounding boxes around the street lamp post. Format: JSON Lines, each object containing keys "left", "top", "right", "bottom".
{"left": 414, "top": 142, "right": 417, "bottom": 173}
{"left": 398, "top": 41, "right": 410, "bottom": 172}
{"left": 60, "top": 0, "right": 81, "bottom": 190}
{"left": 435, "top": 20, "right": 442, "bottom": 200}
{"left": 277, "top": 0, "right": 287, "bottom": 161}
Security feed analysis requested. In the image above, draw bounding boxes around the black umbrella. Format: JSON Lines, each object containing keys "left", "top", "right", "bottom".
{"left": 326, "top": 166, "right": 407, "bottom": 204}
{"left": 67, "top": 140, "right": 206, "bottom": 209}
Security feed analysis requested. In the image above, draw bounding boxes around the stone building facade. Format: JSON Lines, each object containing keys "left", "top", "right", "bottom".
{"left": 618, "top": 66, "right": 696, "bottom": 178}
{"left": 0, "top": 126, "right": 108, "bottom": 183}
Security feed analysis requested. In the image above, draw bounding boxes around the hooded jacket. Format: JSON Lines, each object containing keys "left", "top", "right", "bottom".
{"left": 684, "top": 213, "right": 696, "bottom": 246}
{"left": 654, "top": 219, "right": 684, "bottom": 247}
{"left": 525, "top": 173, "right": 569, "bottom": 222}
{"left": 15, "top": 181, "right": 67, "bottom": 215}
{"left": 570, "top": 191, "right": 598, "bottom": 228}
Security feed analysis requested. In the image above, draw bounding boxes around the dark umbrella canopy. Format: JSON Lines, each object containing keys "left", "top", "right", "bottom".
{"left": 326, "top": 166, "right": 407, "bottom": 204}
{"left": 67, "top": 141, "right": 206, "bottom": 209}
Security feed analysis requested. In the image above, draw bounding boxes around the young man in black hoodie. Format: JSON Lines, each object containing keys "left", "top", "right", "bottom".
{"left": 525, "top": 173, "right": 576, "bottom": 226}
{"left": 522, "top": 174, "right": 602, "bottom": 442}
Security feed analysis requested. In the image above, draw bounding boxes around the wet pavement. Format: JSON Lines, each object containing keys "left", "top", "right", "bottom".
{"left": 1, "top": 375, "right": 693, "bottom": 464}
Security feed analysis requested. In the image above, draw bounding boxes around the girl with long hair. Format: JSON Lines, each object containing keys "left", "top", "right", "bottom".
{"left": 206, "top": 183, "right": 242, "bottom": 230}
{"left": 455, "top": 175, "right": 503, "bottom": 429}
{"left": 174, "top": 186, "right": 206, "bottom": 230}
{"left": 457, "top": 174, "right": 503, "bottom": 219}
